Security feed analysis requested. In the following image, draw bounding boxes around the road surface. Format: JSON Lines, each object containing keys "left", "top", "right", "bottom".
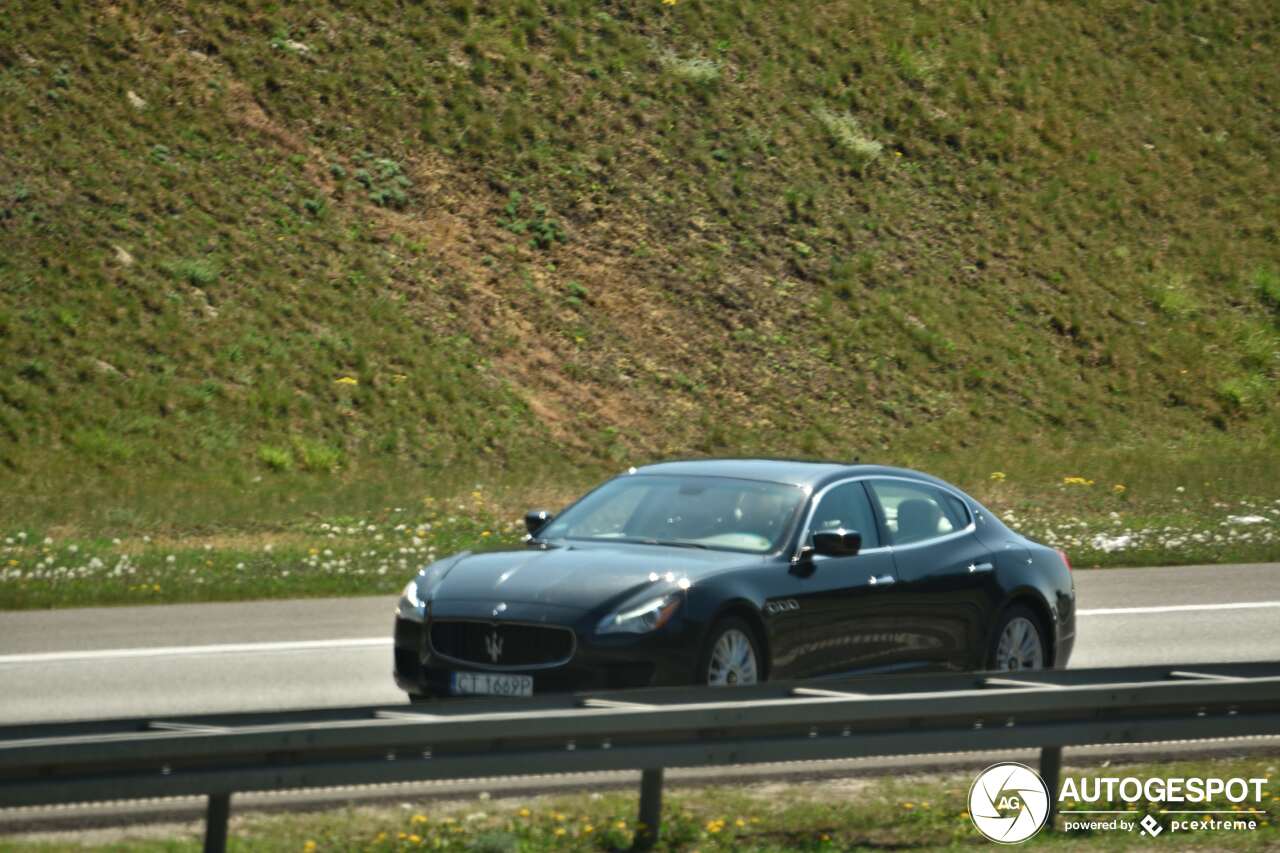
{"left": 1, "top": 562, "right": 1277, "bottom": 724}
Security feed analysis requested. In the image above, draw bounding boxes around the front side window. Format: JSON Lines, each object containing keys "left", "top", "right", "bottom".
{"left": 539, "top": 475, "right": 805, "bottom": 554}
{"left": 808, "top": 481, "right": 880, "bottom": 549}
{"left": 867, "top": 480, "right": 970, "bottom": 546}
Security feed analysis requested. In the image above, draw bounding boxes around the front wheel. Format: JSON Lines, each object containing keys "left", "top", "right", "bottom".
{"left": 987, "top": 605, "right": 1047, "bottom": 671}
{"left": 700, "top": 617, "right": 763, "bottom": 686}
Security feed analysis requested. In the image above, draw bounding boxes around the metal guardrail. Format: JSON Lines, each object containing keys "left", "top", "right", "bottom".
{"left": 3, "top": 662, "right": 1280, "bottom": 851}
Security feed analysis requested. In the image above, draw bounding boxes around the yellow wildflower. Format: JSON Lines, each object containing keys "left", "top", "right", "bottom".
{"left": 411, "top": 814, "right": 427, "bottom": 824}
{"left": 408, "top": 834, "right": 421, "bottom": 843}
{"left": 335, "top": 376, "right": 358, "bottom": 385}
{"left": 735, "top": 818, "right": 745, "bottom": 828}
{"left": 583, "top": 825, "right": 594, "bottom": 834}
{"left": 616, "top": 820, "right": 627, "bottom": 829}
{"left": 518, "top": 808, "right": 530, "bottom": 817}
{"left": 989, "top": 471, "right": 1006, "bottom": 481}
{"left": 1112, "top": 483, "right": 1126, "bottom": 493}
{"left": 662, "top": 0, "right": 678, "bottom": 5}
{"left": 553, "top": 827, "right": 566, "bottom": 837}
{"left": 302, "top": 842, "right": 316, "bottom": 853}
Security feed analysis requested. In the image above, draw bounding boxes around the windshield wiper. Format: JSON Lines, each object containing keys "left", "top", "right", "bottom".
{"left": 643, "top": 539, "right": 710, "bottom": 550}
{"left": 566, "top": 536, "right": 712, "bottom": 550}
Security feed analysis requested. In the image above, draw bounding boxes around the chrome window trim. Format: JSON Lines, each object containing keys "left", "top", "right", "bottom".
{"left": 809, "top": 545, "right": 891, "bottom": 562}
{"left": 792, "top": 474, "right": 977, "bottom": 562}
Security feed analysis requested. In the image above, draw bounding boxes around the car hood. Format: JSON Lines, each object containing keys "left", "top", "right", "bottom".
{"left": 429, "top": 542, "right": 761, "bottom": 611}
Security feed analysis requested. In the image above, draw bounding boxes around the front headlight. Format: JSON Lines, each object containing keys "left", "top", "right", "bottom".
{"left": 401, "top": 578, "right": 424, "bottom": 609}
{"left": 597, "top": 593, "right": 682, "bottom": 635}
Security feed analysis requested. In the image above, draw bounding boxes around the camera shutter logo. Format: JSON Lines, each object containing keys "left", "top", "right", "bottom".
{"left": 968, "top": 762, "right": 1051, "bottom": 843}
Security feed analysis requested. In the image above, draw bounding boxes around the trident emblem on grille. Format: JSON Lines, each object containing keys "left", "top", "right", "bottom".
{"left": 485, "top": 631, "right": 503, "bottom": 663}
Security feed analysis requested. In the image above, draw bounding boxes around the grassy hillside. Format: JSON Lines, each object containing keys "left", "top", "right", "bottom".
{"left": 1, "top": 0, "right": 1278, "bottom": 535}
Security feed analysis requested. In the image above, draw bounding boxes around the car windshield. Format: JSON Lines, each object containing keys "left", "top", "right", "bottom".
{"left": 538, "top": 474, "right": 805, "bottom": 554}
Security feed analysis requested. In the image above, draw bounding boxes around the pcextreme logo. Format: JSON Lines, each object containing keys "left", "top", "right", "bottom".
{"left": 968, "top": 763, "right": 1051, "bottom": 844}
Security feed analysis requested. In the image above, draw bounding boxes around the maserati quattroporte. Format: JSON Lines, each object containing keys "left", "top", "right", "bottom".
{"left": 393, "top": 459, "right": 1075, "bottom": 699}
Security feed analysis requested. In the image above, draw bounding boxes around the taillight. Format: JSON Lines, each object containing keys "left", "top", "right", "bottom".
{"left": 1057, "top": 549, "right": 1072, "bottom": 572}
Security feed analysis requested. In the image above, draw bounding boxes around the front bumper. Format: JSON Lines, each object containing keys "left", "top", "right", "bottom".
{"left": 393, "top": 612, "right": 699, "bottom": 697}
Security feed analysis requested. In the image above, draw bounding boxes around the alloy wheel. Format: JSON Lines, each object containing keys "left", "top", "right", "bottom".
{"left": 706, "top": 628, "right": 759, "bottom": 686}
{"left": 995, "top": 616, "right": 1044, "bottom": 671}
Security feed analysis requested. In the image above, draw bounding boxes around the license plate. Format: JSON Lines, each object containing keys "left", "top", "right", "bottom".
{"left": 450, "top": 671, "right": 534, "bottom": 697}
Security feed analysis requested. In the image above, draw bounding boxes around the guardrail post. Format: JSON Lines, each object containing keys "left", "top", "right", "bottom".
{"left": 1039, "top": 747, "right": 1062, "bottom": 830}
{"left": 632, "top": 768, "right": 664, "bottom": 851}
{"left": 204, "top": 792, "right": 231, "bottom": 853}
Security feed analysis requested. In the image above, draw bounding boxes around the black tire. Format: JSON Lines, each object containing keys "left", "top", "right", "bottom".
{"left": 986, "top": 604, "right": 1049, "bottom": 671}
{"left": 698, "top": 616, "right": 765, "bottom": 687}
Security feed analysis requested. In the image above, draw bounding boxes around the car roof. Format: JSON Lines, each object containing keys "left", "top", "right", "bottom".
{"left": 630, "top": 458, "right": 943, "bottom": 490}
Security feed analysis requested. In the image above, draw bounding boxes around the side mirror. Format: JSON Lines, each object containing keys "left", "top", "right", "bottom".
{"left": 812, "top": 528, "right": 862, "bottom": 558}
{"left": 524, "top": 509, "right": 554, "bottom": 537}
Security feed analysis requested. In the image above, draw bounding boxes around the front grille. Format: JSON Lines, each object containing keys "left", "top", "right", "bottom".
{"left": 429, "top": 620, "right": 575, "bottom": 670}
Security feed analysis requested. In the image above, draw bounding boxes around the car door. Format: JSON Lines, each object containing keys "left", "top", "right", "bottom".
{"left": 781, "top": 480, "right": 913, "bottom": 678}
{"left": 866, "top": 478, "right": 997, "bottom": 670}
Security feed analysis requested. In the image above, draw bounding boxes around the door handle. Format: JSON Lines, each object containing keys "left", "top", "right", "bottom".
{"left": 967, "top": 562, "right": 995, "bottom": 573}
{"left": 868, "top": 574, "right": 895, "bottom": 586}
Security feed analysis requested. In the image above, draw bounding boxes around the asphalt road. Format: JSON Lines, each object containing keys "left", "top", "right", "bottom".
{"left": 1, "top": 562, "right": 1277, "bottom": 725}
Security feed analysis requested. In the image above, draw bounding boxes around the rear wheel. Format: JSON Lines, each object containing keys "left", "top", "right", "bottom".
{"left": 700, "top": 617, "right": 763, "bottom": 686}
{"left": 988, "top": 605, "right": 1047, "bottom": 671}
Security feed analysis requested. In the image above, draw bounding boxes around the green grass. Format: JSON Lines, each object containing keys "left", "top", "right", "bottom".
{"left": 815, "top": 108, "right": 884, "bottom": 175}
{"left": 0, "top": 1, "right": 1278, "bottom": 589}
{"left": 1, "top": 443, "right": 1276, "bottom": 610}
{"left": 2, "top": 755, "right": 1275, "bottom": 851}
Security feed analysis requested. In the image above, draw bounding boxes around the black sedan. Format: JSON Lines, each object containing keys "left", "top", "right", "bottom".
{"left": 393, "top": 459, "right": 1075, "bottom": 699}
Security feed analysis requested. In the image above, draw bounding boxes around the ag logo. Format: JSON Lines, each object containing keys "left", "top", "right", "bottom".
{"left": 968, "top": 762, "right": 1050, "bottom": 844}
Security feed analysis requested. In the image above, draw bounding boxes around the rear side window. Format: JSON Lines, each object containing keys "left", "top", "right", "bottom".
{"left": 809, "top": 481, "right": 880, "bottom": 549}
{"left": 867, "top": 480, "right": 970, "bottom": 546}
